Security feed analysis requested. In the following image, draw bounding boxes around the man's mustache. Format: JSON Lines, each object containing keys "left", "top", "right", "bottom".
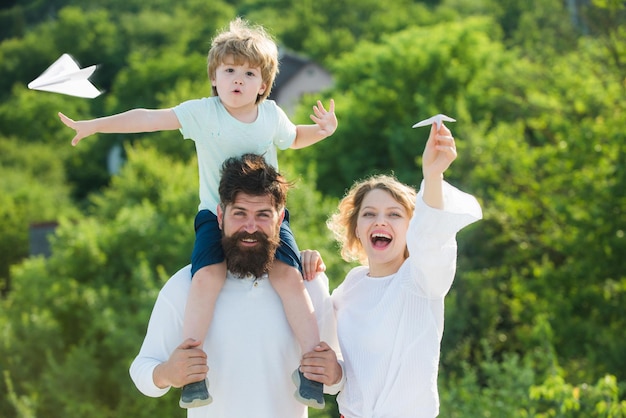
{"left": 230, "top": 230, "right": 268, "bottom": 243}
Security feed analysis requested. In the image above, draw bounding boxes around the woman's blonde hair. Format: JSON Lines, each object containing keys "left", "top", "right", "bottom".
{"left": 207, "top": 17, "right": 279, "bottom": 103}
{"left": 327, "top": 174, "right": 417, "bottom": 264}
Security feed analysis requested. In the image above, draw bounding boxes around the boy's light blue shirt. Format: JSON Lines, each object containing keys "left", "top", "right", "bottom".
{"left": 173, "top": 97, "right": 297, "bottom": 212}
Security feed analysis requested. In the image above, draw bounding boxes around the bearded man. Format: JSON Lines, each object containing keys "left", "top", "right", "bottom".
{"left": 130, "top": 154, "right": 343, "bottom": 418}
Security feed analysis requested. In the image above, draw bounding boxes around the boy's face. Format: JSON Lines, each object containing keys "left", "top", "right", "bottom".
{"left": 212, "top": 56, "right": 267, "bottom": 111}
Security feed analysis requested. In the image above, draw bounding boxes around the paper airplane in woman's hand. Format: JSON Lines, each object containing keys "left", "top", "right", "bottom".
{"left": 412, "top": 114, "right": 456, "bottom": 129}
{"left": 28, "top": 53, "right": 102, "bottom": 98}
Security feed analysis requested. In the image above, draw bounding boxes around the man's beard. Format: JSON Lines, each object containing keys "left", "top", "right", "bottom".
{"left": 221, "top": 230, "right": 280, "bottom": 278}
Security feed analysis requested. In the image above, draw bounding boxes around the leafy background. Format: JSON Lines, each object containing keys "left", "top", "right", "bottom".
{"left": 0, "top": 0, "right": 624, "bottom": 417}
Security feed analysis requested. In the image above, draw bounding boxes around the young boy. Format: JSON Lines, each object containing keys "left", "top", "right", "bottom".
{"left": 59, "top": 17, "right": 336, "bottom": 410}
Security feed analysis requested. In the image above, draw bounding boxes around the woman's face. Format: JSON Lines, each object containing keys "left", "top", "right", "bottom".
{"left": 355, "top": 188, "right": 410, "bottom": 277}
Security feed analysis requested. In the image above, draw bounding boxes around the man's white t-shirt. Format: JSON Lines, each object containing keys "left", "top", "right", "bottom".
{"left": 130, "top": 266, "right": 341, "bottom": 418}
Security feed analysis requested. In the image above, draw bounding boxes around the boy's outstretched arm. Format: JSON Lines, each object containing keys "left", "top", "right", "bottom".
{"left": 291, "top": 99, "right": 337, "bottom": 149}
{"left": 59, "top": 108, "right": 181, "bottom": 146}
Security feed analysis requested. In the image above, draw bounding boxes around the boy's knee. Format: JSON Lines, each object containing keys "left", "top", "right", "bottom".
{"left": 270, "top": 261, "right": 303, "bottom": 286}
{"left": 193, "top": 263, "right": 227, "bottom": 283}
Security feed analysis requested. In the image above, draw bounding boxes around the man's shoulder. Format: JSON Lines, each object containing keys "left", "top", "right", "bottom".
{"left": 159, "top": 265, "right": 192, "bottom": 299}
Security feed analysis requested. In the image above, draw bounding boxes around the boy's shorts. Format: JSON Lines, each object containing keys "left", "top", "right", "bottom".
{"left": 190, "top": 208, "right": 302, "bottom": 278}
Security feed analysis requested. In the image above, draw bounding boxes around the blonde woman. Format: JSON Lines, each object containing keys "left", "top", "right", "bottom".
{"left": 323, "top": 122, "right": 482, "bottom": 417}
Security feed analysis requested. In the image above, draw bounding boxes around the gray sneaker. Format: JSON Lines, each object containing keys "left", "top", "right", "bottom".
{"left": 292, "top": 368, "right": 325, "bottom": 409}
{"left": 179, "top": 379, "right": 213, "bottom": 409}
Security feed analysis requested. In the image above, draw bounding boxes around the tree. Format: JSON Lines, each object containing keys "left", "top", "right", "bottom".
{"left": 292, "top": 16, "right": 503, "bottom": 197}
{"left": 446, "top": 32, "right": 626, "bottom": 383}
{"left": 0, "top": 138, "right": 78, "bottom": 295}
{"left": 0, "top": 146, "right": 196, "bottom": 417}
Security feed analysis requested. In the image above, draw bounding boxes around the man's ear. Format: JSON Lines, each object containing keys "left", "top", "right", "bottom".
{"left": 217, "top": 204, "right": 224, "bottom": 230}
{"left": 278, "top": 207, "right": 285, "bottom": 224}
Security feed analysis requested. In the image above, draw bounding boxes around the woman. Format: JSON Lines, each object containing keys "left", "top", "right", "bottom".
{"left": 326, "top": 122, "right": 482, "bottom": 417}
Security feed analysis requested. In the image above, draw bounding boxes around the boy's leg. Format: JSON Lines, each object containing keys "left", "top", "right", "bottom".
{"left": 268, "top": 260, "right": 325, "bottom": 409}
{"left": 179, "top": 261, "right": 227, "bottom": 409}
{"left": 268, "top": 261, "right": 320, "bottom": 352}
{"left": 183, "top": 262, "right": 227, "bottom": 344}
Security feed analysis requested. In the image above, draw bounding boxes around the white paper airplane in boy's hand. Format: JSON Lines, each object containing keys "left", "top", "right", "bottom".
{"left": 28, "top": 53, "right": 102, "bottom": 98}
{"left": 412, "top": 114, "right": 456, "bottom": 129}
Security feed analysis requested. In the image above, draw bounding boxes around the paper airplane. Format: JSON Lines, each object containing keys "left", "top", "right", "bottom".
{"left": 412, "top": 114, "right": 456, "bottom": 130}
{"left": 28, "top": 53, "right": 102, "bottom": 98}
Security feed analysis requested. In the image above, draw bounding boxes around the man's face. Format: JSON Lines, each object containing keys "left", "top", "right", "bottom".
{"left": 217, "top": 193, "right": 284, "bottom": 277}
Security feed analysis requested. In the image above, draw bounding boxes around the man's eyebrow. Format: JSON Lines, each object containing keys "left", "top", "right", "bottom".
{"left": 228, "top": 205, "right": 274, "bottom": 214}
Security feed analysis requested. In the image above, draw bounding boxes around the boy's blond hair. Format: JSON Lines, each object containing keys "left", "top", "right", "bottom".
{"left": 207, "top": 17, "right": 279, "bottom": 103}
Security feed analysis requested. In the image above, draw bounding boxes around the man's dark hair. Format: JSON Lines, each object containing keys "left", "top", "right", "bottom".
{"left": 218, "top": 153, "right": 290, "bottom": 210}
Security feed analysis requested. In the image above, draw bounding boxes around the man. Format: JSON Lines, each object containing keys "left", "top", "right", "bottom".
{"left": 129, "top": 154, "right": 343, "bottom": 418}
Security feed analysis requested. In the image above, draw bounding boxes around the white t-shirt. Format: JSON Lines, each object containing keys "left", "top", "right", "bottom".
{"left": 173, "top": 97, "right": 297, "bottom": 212}
{"left": 332, "top": 181, "right": 482, "bottom": 418}
{"left": 130, "top": 265, "right": 342, "bottom": 418}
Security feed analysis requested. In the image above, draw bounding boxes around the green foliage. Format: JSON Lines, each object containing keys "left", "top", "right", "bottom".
{"left": 529, "top": 374, "right": 626, "bottom": 418}
{"left": 1, "top": 255, "right": 182, "bottom": 418}
{"left": 440, "top": 340, "right": 626, "bottom": 417}
{"left": 0, "top": 138, "right": 77, "bottom": 293}
{"left": 450, "top": 30, "right": 626, "bottom": 381}
{"left": 441, "top": 346, "right": 536, "bottom": 417}
{"left": 280, "top": 157, "right": 354, "bottom": 290}
{"left": 240, "top": 0, "right": 434, "bottom": 64}
{"left": 0, "top": 146, "right": 196, "bottom": 417}
{"left": 296, "top": 16, "right": 502, "bottom": 197}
